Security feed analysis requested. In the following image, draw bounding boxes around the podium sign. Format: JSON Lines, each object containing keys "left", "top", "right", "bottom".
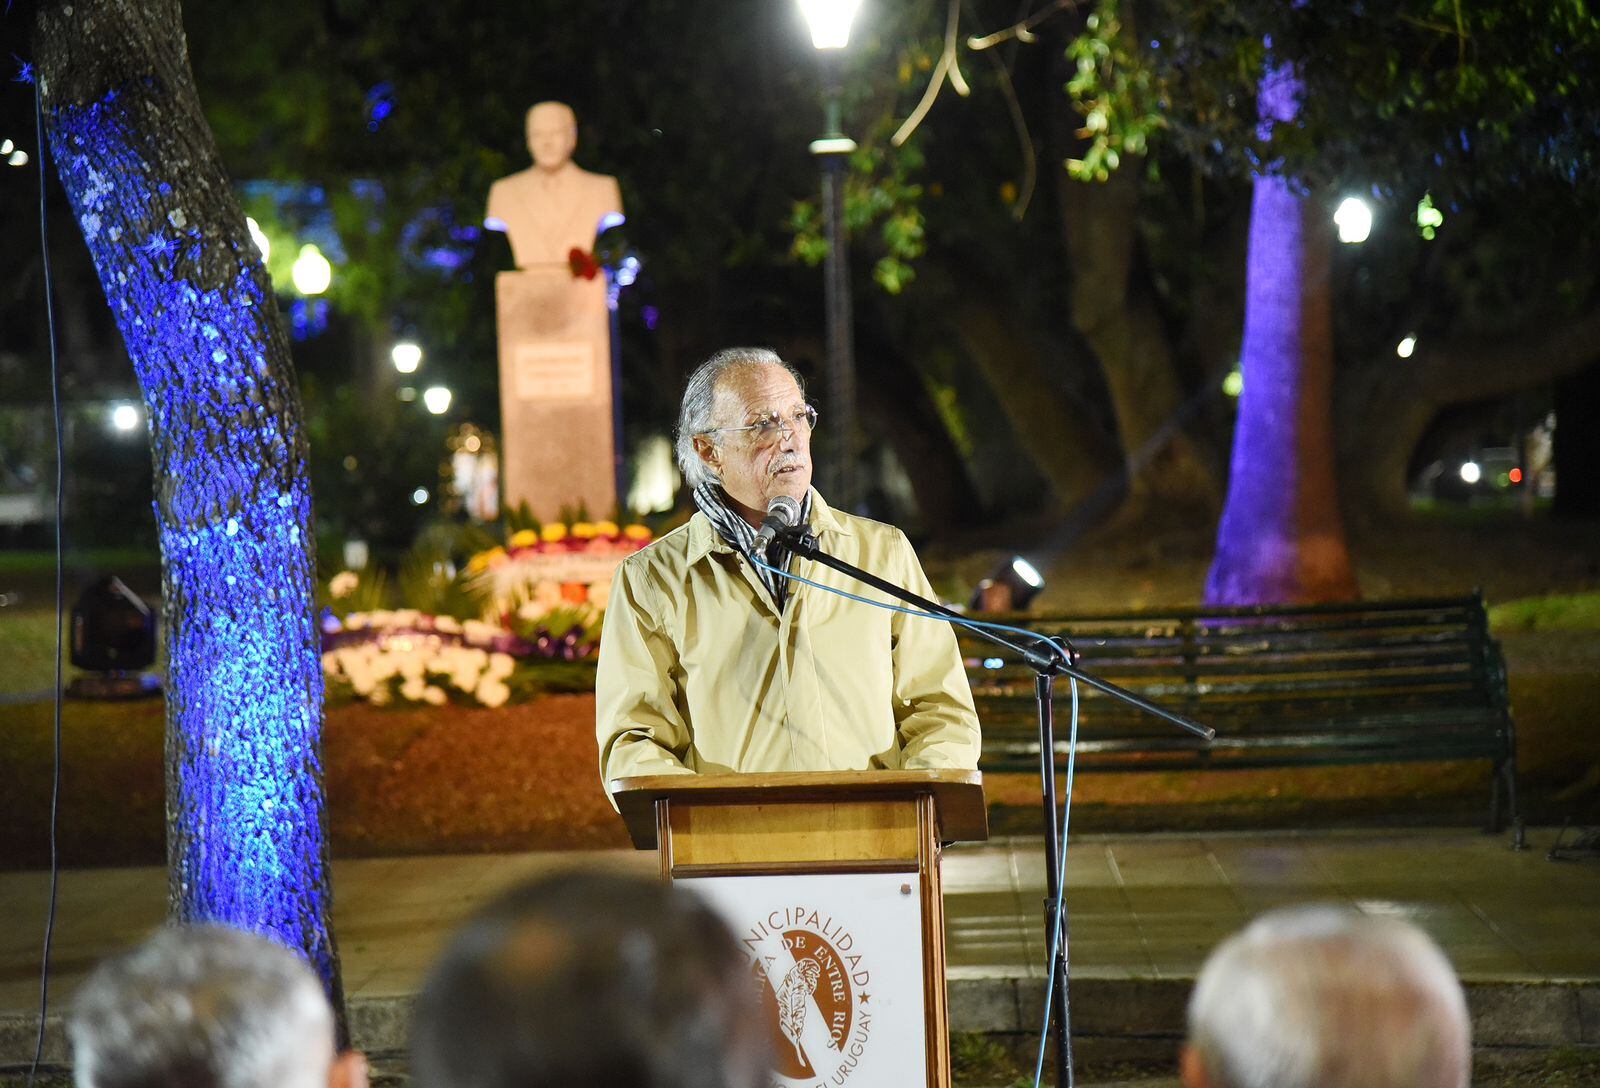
{"left": 611, "top": 770, "right": 987, "bottom": 1088}
{"left": 693, "top": 871, "right": 927, "bottom": 1087}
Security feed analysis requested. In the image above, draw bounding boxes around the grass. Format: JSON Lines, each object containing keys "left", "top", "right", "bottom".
{"left": 0, "top": 609, "right": 68, "bottom": 696}
{"left": 1489, "top": 591, "right": 1600, "bottom": 632}
{"left": 0, "top": 547, "right": 157, "bottom": 576}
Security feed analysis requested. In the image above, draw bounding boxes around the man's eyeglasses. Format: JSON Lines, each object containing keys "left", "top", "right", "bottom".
{"left": 701, "top": 405, "right": 819, "bottom": 445}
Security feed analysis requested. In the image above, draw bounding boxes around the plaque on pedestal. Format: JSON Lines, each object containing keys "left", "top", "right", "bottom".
{"left": 496, "top": 269, "right": 616, "bottom": 519}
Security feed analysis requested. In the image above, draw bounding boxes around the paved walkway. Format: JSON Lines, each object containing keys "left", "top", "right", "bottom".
{"left": 3, "top": 827, "right": 1598, "bottom": 1067}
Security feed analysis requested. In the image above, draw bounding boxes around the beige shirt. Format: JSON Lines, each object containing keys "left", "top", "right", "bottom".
{"left": 595, "top": 492, "right": 980, "bottom": 796}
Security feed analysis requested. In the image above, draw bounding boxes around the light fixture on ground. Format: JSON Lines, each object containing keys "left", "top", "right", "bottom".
{"left": 291, "top": 243, "right": 332, "bottom": 295}
{"left": 1397, "top": 335, "right": 1416, "bottom": 359}
{"left": 422, "top": 385, "right": 452, "bottom": 415}
{"left": 245, "top": 217, "right": 271, "bottom": 261}
{"left": 391, "top": 341, "right": 423, "bottom": 374}
{"left": 1460, "top": 461, "right": 1482, "bottom": 484}
{"left": 969, "top": 555, "right": 1046, "bottom": 612}
{"left": 412, "top": 487, "right": 430, "bottom": 505}
{"left": 1334, "top": 196, "right": 1373, "bottom": 244}
{"left": 798, "top": 0, "right": 863, "bottom": 510}
{"left": 67, "top": 577, "right": 161, "bottom": 699}
{"left": 111, "top": 403, "right": 141, "bottom": 432}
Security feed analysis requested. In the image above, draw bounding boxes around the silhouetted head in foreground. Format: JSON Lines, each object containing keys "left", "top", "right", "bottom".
{"left": 411, "top": 869, "right": 768, "bottom": 1088}
{"left": 1183, "top": 905, "right": 1470, "bottom": 1088}
{"left": 70, "top": 925, "right": 366, "bottom": 1088}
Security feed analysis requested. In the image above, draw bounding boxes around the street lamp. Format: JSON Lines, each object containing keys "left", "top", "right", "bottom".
{"left": 799, "top": 0, "right": 862, "bottom": 510}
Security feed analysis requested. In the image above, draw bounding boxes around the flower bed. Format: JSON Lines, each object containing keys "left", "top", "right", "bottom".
{"left": 319, "top": 520, "right": 651, "bottom": 708}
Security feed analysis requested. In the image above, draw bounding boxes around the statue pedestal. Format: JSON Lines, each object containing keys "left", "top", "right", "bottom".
{"left": 495, "top": 267, "right": 617, "bottom": 521}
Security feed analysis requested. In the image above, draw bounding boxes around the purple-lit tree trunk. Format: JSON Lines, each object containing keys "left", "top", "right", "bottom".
{"left": 36, "top": 0, "right": 345, "bottom": 1022}
{"left": 1204, "top": 62, "right": 1358, "bottom": 606}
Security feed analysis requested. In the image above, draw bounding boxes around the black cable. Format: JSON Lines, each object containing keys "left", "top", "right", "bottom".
{"left": 28, "top": 71, "right": 65, "bottom": 1088}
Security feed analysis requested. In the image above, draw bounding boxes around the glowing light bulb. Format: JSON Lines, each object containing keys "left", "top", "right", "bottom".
{"left": 798, "top": 0, "right": 862, "bottom": 49}
{"left": 391, "top": 341, "right": 422, "bottom": 374}
{"left": 291, "top": 244, "right": 332, "bottom": 295}
{"left": 422, "top": 386, "right": 452, "bottom": 415}
{"left": 1459, "top": 461, "right": 1482, "bottom": 484}
{"left": 1222, "top": 368, "right": 1244, "bottom": 398}
{"left": 1334, "top": 197, "right": 1373, "bottom": 244}
{"left": 412, "top": 487, "right": 430, "bottom": 505}
{"left": 111, "top": 404, "right": 141, "bottom": 431}
{"left": 1396, "top": 336, "right": 1416, "bottom": 359}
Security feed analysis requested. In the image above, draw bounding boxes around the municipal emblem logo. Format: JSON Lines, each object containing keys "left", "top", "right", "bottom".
{"left": 743, "top": 907, "right": 873, "bottom": 1084}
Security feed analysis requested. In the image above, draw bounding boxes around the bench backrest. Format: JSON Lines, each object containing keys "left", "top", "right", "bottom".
{"left": 960, "top": 595, "right": 1511, "bottom": 743}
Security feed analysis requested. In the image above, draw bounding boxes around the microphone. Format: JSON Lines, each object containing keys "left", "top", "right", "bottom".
{"left": 753, "top": 495, "right": 802, "bottom": 558}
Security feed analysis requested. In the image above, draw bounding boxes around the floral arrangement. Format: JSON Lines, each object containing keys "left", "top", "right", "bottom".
{"left": 465, "top": 520, "right": 651, "bottom": 622}
{"left": 319, "top": 520, "right": 655, "bottom": 709}
{"left": 321, "top": 609, "right": 519, "bottom": 708}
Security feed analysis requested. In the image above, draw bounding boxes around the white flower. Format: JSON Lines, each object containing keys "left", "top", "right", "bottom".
{"left": 475, "top": 679, "right": 510, "bottom": 708}
{"left": 588, "top": 582, "right": 611, "bottom": 611}
{"left": 369, "top": 685, "right": 391, "bottom": 706}
{"left": 321, "top": 652, "right": 341, "bottom": 677}
{"left": 345, "top": 613, "right": 369, "bottom": 630}
{"left": 532, "top": 579, "right": 563, "bottom": 607}
{"left": 329, "top": 571, "right": 360, "bottom": 598}
{"left": 487, "top": 653, "right": 515, "bottom": 679}
{"left": 462, "top": 620, "right": 500, "bottom": 645}
{"left": 400, "top": 677, "right": 427, "bottom": 702}
{"left": 434, "top": 616, "right": 462, "bottom": 634}
{"left": 422, "top": 685, "right": 448, "bottom": 706}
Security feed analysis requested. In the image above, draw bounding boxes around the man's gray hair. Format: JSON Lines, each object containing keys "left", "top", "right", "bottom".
{"left": 70, "top": 925, "right": 335, "bottom": 1088}
{"left": 1187, "top": 906, "right": 1470, "bottom": 1088}
{"left": 674, "top": 347, "right": 804, "bottom": 489}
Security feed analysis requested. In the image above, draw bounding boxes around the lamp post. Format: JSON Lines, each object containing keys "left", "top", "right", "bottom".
{"left": 800, "top": 0, "right": 862, "bottom": 510}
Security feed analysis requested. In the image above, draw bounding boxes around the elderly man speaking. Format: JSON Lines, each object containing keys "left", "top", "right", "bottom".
{"left": 596, "top": 347, "right": 979, "bottom": 795}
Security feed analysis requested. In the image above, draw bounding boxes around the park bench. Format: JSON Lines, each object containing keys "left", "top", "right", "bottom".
{"left": 960, "top": 594, "right": 1519, "bottom": 831}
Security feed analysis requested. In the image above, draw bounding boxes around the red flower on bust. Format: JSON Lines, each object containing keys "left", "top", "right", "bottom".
{"left": 568, "top": 247, "right": 600, "bottom": 281}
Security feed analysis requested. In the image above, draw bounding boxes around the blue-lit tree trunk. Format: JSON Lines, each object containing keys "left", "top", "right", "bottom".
{"left": 1205, "top": 62, "right": 1358, "bottom": 607}
{"left": 36, "top": 0, "right": 345, "bottom": 1022}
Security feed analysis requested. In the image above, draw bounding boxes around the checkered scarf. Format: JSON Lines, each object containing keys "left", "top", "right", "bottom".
{"left": 692, "top": 483, "right": 812, "bottom": 608}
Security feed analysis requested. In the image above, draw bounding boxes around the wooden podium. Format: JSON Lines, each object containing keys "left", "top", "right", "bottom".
{"left": 611, "top": 770, "right": 987, "bottom": 1088}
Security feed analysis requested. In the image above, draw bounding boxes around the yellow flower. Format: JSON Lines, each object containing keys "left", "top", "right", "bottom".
{"left": 509, "top": 529, "right": 539, "bottom": 549}
{"left": 466, "top": 552, "right": 491, "bottom": 574}
{"left": 571, "top": 521, "right": 597, "bottom": 539}
{"left": 540, "top": 523, "right": 568, "bottom": 543}
{"left": 485, "top": 546, "right": 509, "bottom": 568}
{"left": 593, "top": 520, "right": 620, "bottom": 537}
{"left": 623, "top": 524, "right": 652, "bottom": 541}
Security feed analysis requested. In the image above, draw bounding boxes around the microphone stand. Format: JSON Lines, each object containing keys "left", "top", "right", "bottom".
{"left": 773, "top": 526, "right": 1215, "bottom": 1088}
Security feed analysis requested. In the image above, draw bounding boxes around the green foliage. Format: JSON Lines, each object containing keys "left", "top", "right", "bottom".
{"left": 301, "top": 375, "right": 451, "bottom": 552}
{"left": 1064, "top": 1, "right": 1167, "bottom": 182}
{"left": 502, "top": 500, "right": 542, "bottom": 536}
{"left": 790, "top": 138, "right": 928, "bottom": 296}
{"left": 319, "top": 566, "right": 391, "bottom": 619}
{"left": 1066, "top": 0, "right": 1600, "bottom": 199}
{"left": 396, "top": 522, "right": 496, "bottom": 620}
{"left": 1489, "top": 592, "right": 1600, "bottom": 633}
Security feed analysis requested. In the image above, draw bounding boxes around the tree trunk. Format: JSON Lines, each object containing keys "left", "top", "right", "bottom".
{"left": 1205, "top": 64, "right": 1358, "bottom": 606}
{"left": 1339, "top": 307, "right": 1600, "bottom": 522}
{"left": 851, "top": 328, "right": 985, "bottom": 527}
{"left": 36, "top": 0, "right": 345, "bottom": 1025}
{"left": 1041, "top": 35, "right": 1220, "bottom": 522}
{"left": 1056, "top": 166, "right": 1221, "bottom": 519}
{"left": 947, "top": 293, "right": 1115, "bottom": 514}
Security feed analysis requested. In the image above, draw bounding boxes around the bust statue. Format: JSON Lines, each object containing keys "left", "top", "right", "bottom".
{"left": 485, "top": 101, "right": 624, "bottom": 268}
